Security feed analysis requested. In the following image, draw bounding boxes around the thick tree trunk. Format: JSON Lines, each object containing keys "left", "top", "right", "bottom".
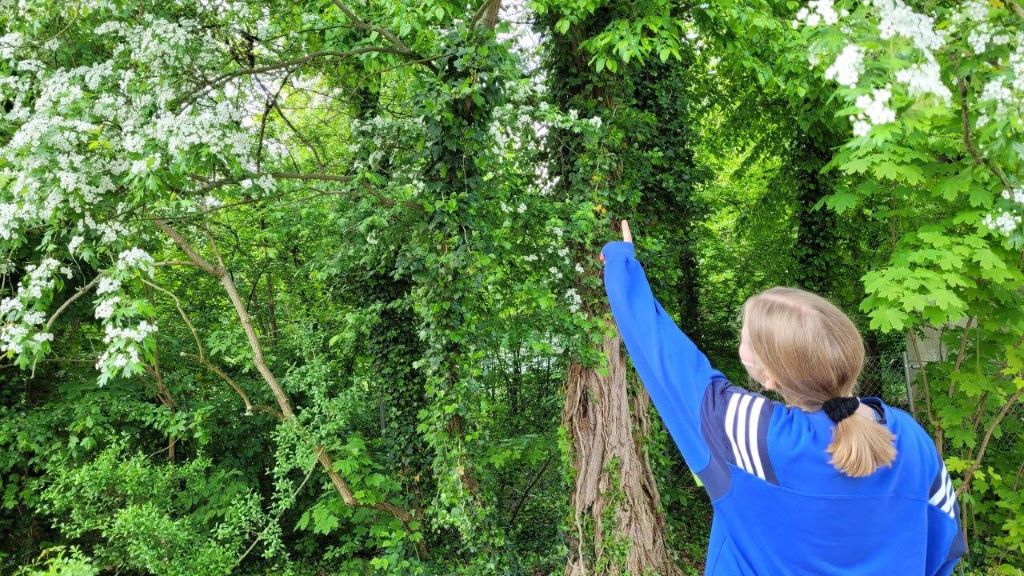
{"left": 792, "top": 136, "right": 841, "bottom": 297}
{"left": 563, "top": 319, "right": 682, "bottom": 576}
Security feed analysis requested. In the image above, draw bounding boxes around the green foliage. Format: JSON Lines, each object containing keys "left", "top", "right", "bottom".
{"left": 2, "top": 0, "right": 1022, "bottom": 573}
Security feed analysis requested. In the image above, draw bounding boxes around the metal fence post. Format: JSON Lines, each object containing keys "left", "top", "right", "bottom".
{"left": 902, "top": 350, "right": 915, "bottom": 416}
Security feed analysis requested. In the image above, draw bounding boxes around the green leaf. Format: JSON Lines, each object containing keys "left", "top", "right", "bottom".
{"left": 869, "top": 307, "right": 909, "bottom": 332}
{"left": 935, "top": 167, "right": 972, "bottom": 200}
{"left": 312, "top": 507, "right": 339, "bottom": 534}
{"left": 968, "top": 187, "right": 993, "bottom": 208}
{"left": 824, "top": 191, "right": 858, "bottom": 214}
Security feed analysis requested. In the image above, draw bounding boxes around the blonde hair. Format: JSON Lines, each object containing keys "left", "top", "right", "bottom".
{"left": 742, "top": 287, "right": 896, "bottom": 477}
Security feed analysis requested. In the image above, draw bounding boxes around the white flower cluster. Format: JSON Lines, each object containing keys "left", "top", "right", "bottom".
{"left": 851, "top": 87, "right": 896, "bottom": 136}
{"left": 957, "top": 0, "right": 993, "bottom": 54}
{"left": 810, "top": 0, "right": 953, "bottom": 136}
{"left": 982, "top": 211, "right": 1021, "bottom": 236}
{"left": 564, "top": 288, "right": 583, "bottom": 314}
{"left": 895, "top": 61, "right": 951, "bottom": 101}
{"left": 1001, "top": 187, "right": 1024, "bottom": 204}
{"left": 825, "top": 45, "right": 864, "bottom": 88}
{"left": 116, "top": 247, "right": 155, "bottom": 275}
{"left": 872, "top": 0, "right": 943, "bottom": 52}
{"left": 792, "top": 0, "right": 840, "bottom": 28}
{"left": 874, "top": 0, "right": 950, "bottom": 102}
{"left": 983, "top": 186, "right": 1024, "bottom": 236}
{"left": 0, "top": 32, "right": 23, "bottom": 61}
{"left": 94, "top": 320, "right": 158, "bottom": 378}
{"left": 975, "top": 34, "right": 1024, "bottom": 129}
{"left": 533, "top": 161, "right": 560, "bottom": 196}
{"left": 0, "top": 258, "right": 62, "bottom": 356}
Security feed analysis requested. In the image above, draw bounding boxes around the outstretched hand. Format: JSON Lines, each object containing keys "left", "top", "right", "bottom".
{"left": 599, "top": 220, "right": 633, "bottom": 264}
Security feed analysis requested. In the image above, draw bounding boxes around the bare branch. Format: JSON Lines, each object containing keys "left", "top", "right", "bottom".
{"left": 958, "top": 385, "right": 1024, "bottom": 496}
{"left": 154, "top": 218, "right": 223, "bottom": 277}
{"left": 46, "top": 274, "right": 102, "bottom": 330}
{"left": 271, "top": 101, "right": 326, "bottom": 169}
{"left": 1010, "top": 1, "right": 1024, "bottom": 19}
{"left": 189, "top": 171, "right": 354, "bottom": 196}
{"left": 142, "top": 279, "right": 204, "bottom": 359}
{"left": 958, "top": 78, "right": 1014, "bottom": 192}
{"left": 470, "top": 0, "right": 502, "bottom": 28}
{"left": 332, "top": 2, "right": 410, "bottom": 53}
{"left": 254, "top": 73, "right": 291, "bottom": 173}
{"left": 183, "top": 47, "right": 417, "bottom": 107}
{"left": 181, "top": 352, "right": 260, "bottom": 416}
{"left": 909, "top": 332, "right": 939, "bottom": 447}
{"left": 236, "top": 447, "right": 323, "bottom": 566}
{"left": 155, "top": 213, "right": 423, "bottom": 545}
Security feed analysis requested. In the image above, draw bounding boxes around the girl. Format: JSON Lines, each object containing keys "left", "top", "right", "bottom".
{"left": 600, "top": 220, "right": 965, "bottom": 575}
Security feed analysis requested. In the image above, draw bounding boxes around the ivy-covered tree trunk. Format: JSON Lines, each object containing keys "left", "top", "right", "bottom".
{"left": 540, "top": 6, "right": 683, "bottom": 575}
{"left": 563, "top": 321, "right": 682, "bottom": 576}
{"left": 632, "top": 60, "right": 707, "bottom": 351}
{"left": 791, "top": 136, "right": 840, "bottom": 296}
{"left": 407, "top": 21, "right": 511, "bottom": 562}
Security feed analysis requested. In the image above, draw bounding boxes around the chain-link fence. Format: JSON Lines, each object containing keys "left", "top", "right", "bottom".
{"left": 857, "top": 355, "right": 914, "bottom": 411}
{"left": 901, "top": 353, "right": 1024, "bottom": 469}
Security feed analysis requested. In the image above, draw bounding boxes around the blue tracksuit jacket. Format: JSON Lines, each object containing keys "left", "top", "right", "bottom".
{"left": 601, "top": 240, "right": 966, "bottom": 575}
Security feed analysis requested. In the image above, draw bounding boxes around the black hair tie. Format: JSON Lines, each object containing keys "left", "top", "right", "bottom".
{"left": 823, "top": 397, "right": 860, "bottom": 423}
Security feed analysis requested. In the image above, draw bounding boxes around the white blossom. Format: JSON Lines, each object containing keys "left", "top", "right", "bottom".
{"left": 872, "top": 0, "right": 944, "bottom": 52}
{"left": 22, "top": 311, "right": 46, "bottom": 326}
{"left": 895, "top": 60, "right": 951, "bottom": 101}
{"left": 983, "top": 211, "right": 1021, "bottom": 236}
{"left": 116, "top": 248, "right": 154, "bottom": 274}
{"left": 1001, "top": 187, "right": 1024, "bottom": 204}
{"left": 564, "top": 288, "right": 583, "bottom": 314}
{"left": 850, "top": 86, "right": 896, "bottom": 136}
{"left": 792, "top": 0, "right": 840, "bottom": 28}
{"left": 825, "top": 45, "right": 864, "bottom": 88}
{"left": 95, "top": 297, "right": 120, "bottom": 320}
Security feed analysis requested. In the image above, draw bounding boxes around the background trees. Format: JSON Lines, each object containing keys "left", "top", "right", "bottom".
{"left": 1, "top": 0, "right": 1021, "bottom": 574}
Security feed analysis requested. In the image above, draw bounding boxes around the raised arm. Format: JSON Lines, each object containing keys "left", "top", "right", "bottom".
{"left": 600, "top": 235, "right": 726, "bottom": 469}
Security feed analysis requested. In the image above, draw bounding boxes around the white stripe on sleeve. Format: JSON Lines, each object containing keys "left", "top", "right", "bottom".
{"left": 748, "top": 397, "right": 766, "bottom": 480}
{"left": 735, "top": 395, "right": 754, "bottom": 474}
{"left": 725, "top": 394, "right": 743, "bottom": 468}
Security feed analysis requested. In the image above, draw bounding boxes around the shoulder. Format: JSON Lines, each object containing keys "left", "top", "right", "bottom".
{"left": 699, "top": 378, "right": 781, "bottom": 484}
{"left": 881, "top": 404, "right": 941, "bottom": 465}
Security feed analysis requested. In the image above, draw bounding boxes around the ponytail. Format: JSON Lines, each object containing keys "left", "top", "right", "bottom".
{"left": 742, "top": 287, "right": 898, "bottom": 477}
{"left": 827, "top": 413, "right": 897, "bottom": 477}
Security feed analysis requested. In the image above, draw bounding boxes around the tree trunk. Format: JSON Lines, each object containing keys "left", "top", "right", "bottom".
{"left": 563, "top": 318, "right": 682, "bottom": 576}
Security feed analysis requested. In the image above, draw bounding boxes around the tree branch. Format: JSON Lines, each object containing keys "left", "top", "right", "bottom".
{"left": 909, "top": 332, "right": 939, "bottom": 449}
{"left": 154, "top": 218, "right": 223, "bottom": 277}
{"left": 1010, "top": 1, "right": 1024, "bottom": 19}
{"left": 46, "top": 274, "right": 102, "bottom": 330}
{"left": 470, "top": 0, "right": 502, "bottom": 28}
{"left": 958, "top": 78, "right": 1013, "bottom": 192}
{"left": 154, "top": 218, "right": 423, "bottom": 550}
{"left": 957, "top": 385, "right": 1024, "bottom": 496}
{"left": 329, "top": 1, "right": 438, "bottom": 73}
{"left": 183, "top": 47, "right": 418, "bottom": 107}
{"left": 142, "top": 279, "right": 204, "bottom": 360}
{"left": 507, "top": 451, "right": 555, "bottom": 527}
